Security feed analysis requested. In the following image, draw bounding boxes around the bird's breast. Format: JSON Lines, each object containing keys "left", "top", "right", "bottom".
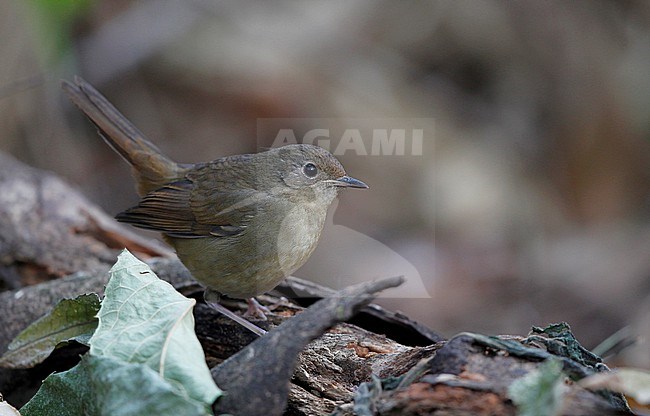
{"left": 169, "top": 198, "right": 329, "bottom": 299}
{"left": 273, "top": 202, "right": 328, "bottom": 275}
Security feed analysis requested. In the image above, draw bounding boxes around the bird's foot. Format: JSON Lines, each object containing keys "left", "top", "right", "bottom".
{"left": 243, "top": 298, "right": 271, "bottom": 320}
{"left": 266, "top": 296, "right": 292, "bottom": 311}
{"left": 204, "top": 289, "right": 266, "bottom": 336}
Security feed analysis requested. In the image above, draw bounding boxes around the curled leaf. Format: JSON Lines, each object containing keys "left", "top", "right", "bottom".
{"left": 90, "top": 250, "right": 220, "bottom": 409}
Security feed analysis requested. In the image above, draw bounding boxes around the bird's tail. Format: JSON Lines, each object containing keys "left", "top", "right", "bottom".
{"left": 62, "top": 76, "right": 183, "bottom": 195}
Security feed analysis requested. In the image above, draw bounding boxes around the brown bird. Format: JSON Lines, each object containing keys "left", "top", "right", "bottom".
{"left": 62, "top": 77, "right": 367, "bottom": 335}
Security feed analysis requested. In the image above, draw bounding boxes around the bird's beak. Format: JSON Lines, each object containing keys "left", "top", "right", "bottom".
{"left": 334, "top": 175, "right": 369, "bottom": 189}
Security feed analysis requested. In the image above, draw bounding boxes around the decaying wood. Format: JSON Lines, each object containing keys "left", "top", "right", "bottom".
{"left": 212, "top": 276, "right": 405, "bottom": 416}
{"left": 287, "top": 326, "right": 440, "bottom": 415}
{"left": 0, "top": 152, "right": 172, "bottom": 291}
{"left": 275, "top": 277, "right": 444, "bottom": 347}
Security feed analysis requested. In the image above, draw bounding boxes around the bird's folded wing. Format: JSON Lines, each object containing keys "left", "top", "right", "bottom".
{"left": 116, "top": 177, "right": 261, "bottom": 239}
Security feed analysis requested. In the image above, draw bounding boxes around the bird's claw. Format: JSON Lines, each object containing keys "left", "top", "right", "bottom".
{"left": 243, "top": 298, "right": 271, "bottom": 320}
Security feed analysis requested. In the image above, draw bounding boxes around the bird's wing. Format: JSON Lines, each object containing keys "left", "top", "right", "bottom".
{"left": 116, "top": 159, "right": 266, "bottom": 239}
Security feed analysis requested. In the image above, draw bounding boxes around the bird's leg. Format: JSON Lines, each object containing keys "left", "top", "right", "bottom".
{"left": 203, "top": 289, "right": 266, "bottom": 336}
{"left": 265, "top": 296, "right": 292, "bottom": 311}
{"left": 243, "top": 298, "right": 271, "bottom": 320}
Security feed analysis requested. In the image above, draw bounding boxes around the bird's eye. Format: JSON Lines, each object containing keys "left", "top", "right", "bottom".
{"left": 303, "top": 162, "right": 318, "bottom": 178}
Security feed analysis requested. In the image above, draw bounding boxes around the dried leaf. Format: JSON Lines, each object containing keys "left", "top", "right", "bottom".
{"left": 580, "top": 368, "right": 650, "bottom": 404}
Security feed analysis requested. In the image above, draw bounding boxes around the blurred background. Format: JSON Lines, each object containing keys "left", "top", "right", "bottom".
{"left": 1, "top": 1, "right": 648, "bottom": 368}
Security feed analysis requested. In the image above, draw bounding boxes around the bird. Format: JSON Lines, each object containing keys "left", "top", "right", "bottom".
{"left": 62, "top": 77, "right": 368, "bottom": 335}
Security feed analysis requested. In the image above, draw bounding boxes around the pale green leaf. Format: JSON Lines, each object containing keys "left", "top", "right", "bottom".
{"left": 90, "top": 250, "right": 220, "bottom": 408}
{"left": 0, "top": 400, "right": 21, "bottom": 416}
{"left": 580, "top": 368, "right": 650, "bottom": 404}
{"left": 0, "top": 294, "right": 100, "bottom": 369}
{"left": 508, "top": 359, "right": 567, "bottom": 416}
{"left": 20, "top": 355, "right": 208, "bottom": 416}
